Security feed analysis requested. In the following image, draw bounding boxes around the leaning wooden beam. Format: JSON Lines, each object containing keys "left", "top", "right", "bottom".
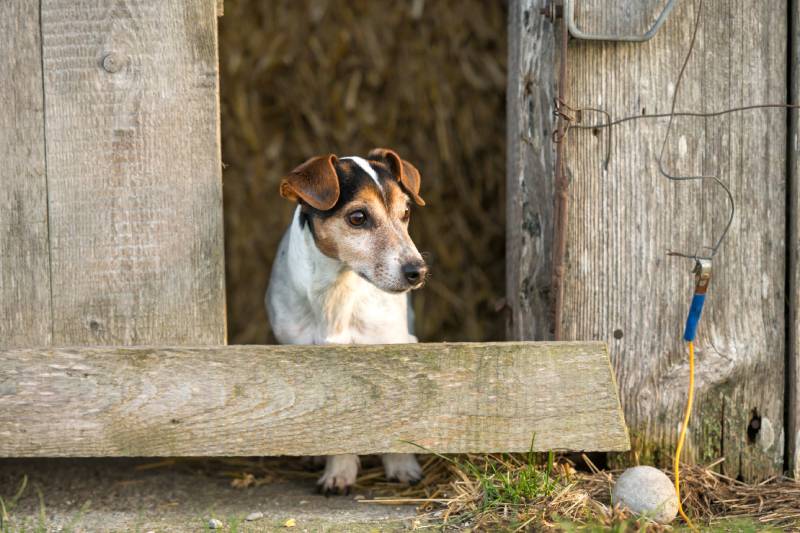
{"left": 0, "top": 342, "right": 628, "bottom": 457}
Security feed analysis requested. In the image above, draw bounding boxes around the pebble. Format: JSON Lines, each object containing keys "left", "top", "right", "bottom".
{"left": 246, "top": 511, "right": 264, "bottom": 521}
{"left": 208, "top": 518, "right": 223, "bottom": 529}
{"left": 612, "top": 465, "right": 678, "bottom": 524}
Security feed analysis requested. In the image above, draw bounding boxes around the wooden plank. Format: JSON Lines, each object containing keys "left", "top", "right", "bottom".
{"left": 788, "top": 0, "right": 800, "bottom": 479}
{"left": 0, "top": 342, "right": 629, "bottom": 456}
{"left": 40, "top": 0, "right": 226, "bottom": 346}
{"left": 506, "top": 0, "right": 556, "bottom": 341}
{"left": 0, "top": 1, "right": 52, "bottom": 348}
{"left": 562, "top": 0, "right": 786, "bottom": 481}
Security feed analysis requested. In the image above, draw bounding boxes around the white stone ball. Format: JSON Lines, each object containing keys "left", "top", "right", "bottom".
{"left": 611, "top": 465, "right": 679, "bottom": 524}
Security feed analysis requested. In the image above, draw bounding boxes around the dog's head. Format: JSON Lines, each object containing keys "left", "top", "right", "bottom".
{"left": 279, "top": 148, "right": 427, "bottom": 293}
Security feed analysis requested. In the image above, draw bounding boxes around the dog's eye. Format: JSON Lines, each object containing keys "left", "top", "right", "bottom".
{"left": 347, "top": 210, "right": 367, "bottom": 227}
{"left": 401, "top": 207, "right": 410, "bottom": 222}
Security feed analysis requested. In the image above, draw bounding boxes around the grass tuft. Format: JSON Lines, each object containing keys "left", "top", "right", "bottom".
{"left": 0, "top": 475, "right": 28, "bottom": 533}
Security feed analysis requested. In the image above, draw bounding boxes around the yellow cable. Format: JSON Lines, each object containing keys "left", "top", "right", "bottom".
{"left": 674, "top": 340, "right": 697, "bottom": 530}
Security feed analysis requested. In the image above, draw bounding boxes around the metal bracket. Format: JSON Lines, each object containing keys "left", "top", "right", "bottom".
{"left": 542, "top": 0, "right": 678, "bottom": 42}
{"left": 692, "top": 258, "right": 712, "bottom": 294}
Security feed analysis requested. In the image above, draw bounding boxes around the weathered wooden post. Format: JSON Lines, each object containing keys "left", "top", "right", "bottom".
{"left": 1, "top": 0, "right": 226, "bottom": 349}
{"left": 507, "top": 0, "right": 557, "bottom": 342}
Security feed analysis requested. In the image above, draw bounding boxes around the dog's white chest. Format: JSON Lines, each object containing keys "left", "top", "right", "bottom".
{"left": 271, "top": 273, "right": 414, "bottom": 345}
{"left": 317, "top": 272, "right": 414, "bottom": 344}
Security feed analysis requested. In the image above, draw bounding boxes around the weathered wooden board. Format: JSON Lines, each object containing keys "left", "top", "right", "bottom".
{"left": 0, "top": 1, "right": 52, "bottom": 348}
{"left": 560, "top": 0, "right": 787, "bottom": 481}
{"left": 788, "top": 0, "right": 800, "bottom": 479}
{"left": 40, "top": 0, "right": 226, "bottom": 346}
{"left": 0, "top": 342, "right": 629, "bottom": 456}
{"left": 506, "top": 0, "right": 556, "bottom": 341}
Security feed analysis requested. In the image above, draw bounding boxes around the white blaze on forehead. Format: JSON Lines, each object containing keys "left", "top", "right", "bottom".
{"left": 342, "top": 156, "right": 382, "bottom": 191}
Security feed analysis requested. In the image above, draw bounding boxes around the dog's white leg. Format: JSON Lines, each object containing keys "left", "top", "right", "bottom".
{"left": 381, "top": 453, "right": 422, "bottom": 484}
{"left": 318, "top": 454, "right": 360, "bottom": 494}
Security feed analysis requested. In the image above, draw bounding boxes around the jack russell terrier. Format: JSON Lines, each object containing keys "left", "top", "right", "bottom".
{"left": 266, "top": 148, "right": 428, "bottom": 494}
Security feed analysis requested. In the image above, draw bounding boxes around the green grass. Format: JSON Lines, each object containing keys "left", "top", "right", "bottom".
{"left": 0, "top": 475, "right": 89, "bottom": 533}
{"left": 469, "top": 451, "right": 559, "bottom": 510}
{"left": 405, "top": 437, "right": 567, "bottom": 529}
{"left": 0, "top": 475, "right": 36, "bottom": 533}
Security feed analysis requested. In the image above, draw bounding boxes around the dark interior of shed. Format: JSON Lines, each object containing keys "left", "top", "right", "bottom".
{"left": 218, "top": 0, "right": 508, "bottom": 344}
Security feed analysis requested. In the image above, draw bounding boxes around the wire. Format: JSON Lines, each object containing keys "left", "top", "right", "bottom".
{"left": 655, "top": 0, "right": 735, "bottom": 261}
{"left": 668, "top": 9, "right": 702, "bottom": 522}
{"left": 674, "top": 341, "right": 697, "bottom": 530}
{"left": 572, "top": 104, "right": 800, "bottom": 131}
{"left": 567, "top": 0, "right": 800, "bottom": 261}
{"left": 573, "top": 102, "right": 800, "bottom": 252}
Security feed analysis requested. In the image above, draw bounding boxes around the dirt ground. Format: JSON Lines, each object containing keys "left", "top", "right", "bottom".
{"left": 0, "top": 459, "right": 415, "bottom": 532}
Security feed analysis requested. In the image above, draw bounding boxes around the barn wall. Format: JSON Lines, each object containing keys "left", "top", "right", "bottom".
{"left": 219, "top": 0, "right": 508, "bottom": 344}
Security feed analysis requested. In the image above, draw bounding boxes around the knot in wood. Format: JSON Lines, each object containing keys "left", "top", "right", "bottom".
{"left": 101, "top": 52, "right": 126, "bottom": 74}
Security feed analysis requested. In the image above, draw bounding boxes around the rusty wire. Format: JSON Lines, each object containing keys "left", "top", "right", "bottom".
{"left": 656, "top": 0, "right": 732, "bottom": 261}
{"left": 552, "top": 19, "right": 571, "bottom": 341}
{"left": 561, "top": 0, "right": 800, "bottom": 261}
{"left": 573, "top": 103, "right": 800, "bottom": 131}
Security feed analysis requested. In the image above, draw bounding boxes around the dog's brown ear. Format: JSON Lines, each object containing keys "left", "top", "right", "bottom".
{"left": 279, "top": 154, "right": 340, "bottom": 210}
{"left": 367, "top": 148, "right": 425, "bottom": 206}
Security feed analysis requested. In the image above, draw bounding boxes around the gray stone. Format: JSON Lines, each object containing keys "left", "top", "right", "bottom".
{"left": 208, "top": 518, "right": 223, "bottom": 529}
{"left": 612, "top": 465, "right": 679, "bottom": 524}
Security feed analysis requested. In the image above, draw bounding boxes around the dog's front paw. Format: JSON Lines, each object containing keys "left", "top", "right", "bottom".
{"left": 317, "top": 454, "right": 359, "bottom": 495}
{"left": 382, "top": 453, "right": 422, "bottom": 484}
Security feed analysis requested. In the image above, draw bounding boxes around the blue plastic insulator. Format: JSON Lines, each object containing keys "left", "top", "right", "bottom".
{"left": 683, "top": 293, "right": 706, "bottom": 342}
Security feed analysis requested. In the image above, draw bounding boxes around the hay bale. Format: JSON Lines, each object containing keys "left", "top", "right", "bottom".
{"left": 219, "top": 0, "right": 507, "bottom": 344}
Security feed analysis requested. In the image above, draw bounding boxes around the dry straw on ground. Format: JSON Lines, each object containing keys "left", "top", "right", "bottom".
{"left": 159, "top": 455, "right": 800, "bottom": 531}
{"left": 219, "top": 0, "right": 507, "bottom": 344}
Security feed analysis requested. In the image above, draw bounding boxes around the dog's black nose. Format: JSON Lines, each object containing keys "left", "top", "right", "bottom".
{"left": 402, "top": 262, "right": 428, "bottom": 286}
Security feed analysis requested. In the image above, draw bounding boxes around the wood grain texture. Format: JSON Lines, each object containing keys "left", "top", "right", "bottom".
{"left": 0, "top": 342, "right": 629, "bottom": 456}
{"left": 40, "top": 0, "right": 226, "bottom": 346}
{"left": 0, "top": 1, "right": 52, "bottom": 348}
{"left": 562, "top": 0, "right": 786, "bottom": 481}
{"left": 788, "top": 0, "right": 800, "bottom": 479}
{"left": 506, "top": 0, "right": 556, "bottom": 341}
